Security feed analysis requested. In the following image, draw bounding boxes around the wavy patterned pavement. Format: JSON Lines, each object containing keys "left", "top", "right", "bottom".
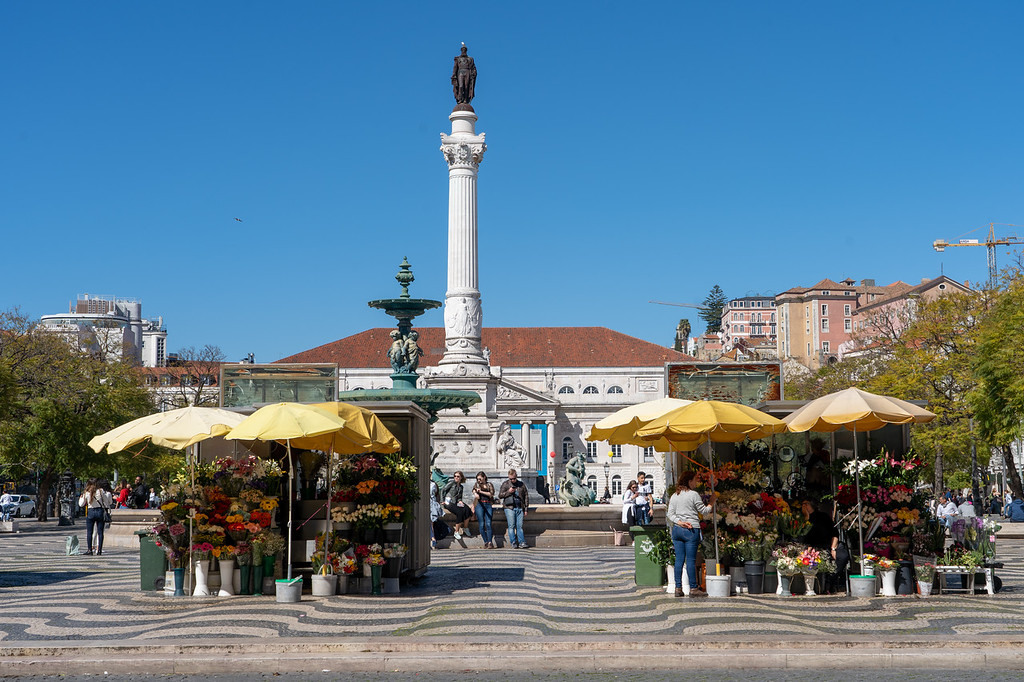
{"left": 1, "top": 521, "right": 1023, "bottom": 644}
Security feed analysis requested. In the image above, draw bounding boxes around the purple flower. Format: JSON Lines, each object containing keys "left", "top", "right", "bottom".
{"left": 169, "top": 523, "right": 186, "bottom": 536}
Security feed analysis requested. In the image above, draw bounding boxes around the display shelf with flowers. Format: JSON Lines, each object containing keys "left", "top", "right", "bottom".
{"left": 833, "top": 450, "right": 930, "bottom": 556}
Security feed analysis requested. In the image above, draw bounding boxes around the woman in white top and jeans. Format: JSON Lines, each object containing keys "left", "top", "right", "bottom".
{"left": 666, "top": 470, "right": 712, "bottom": 597}
{"left": 78, "top": 479, "right": 113, "bottom": 556}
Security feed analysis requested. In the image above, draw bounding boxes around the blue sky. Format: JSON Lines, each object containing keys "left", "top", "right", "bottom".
{"left": 3, "top": 2, "right": 1022, "bottom": 363}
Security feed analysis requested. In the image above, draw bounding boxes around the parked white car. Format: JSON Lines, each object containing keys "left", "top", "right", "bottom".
{"left": 4, "top": 494, "right": 36, "bottom": 517}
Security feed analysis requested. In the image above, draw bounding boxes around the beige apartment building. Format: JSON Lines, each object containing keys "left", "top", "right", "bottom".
{"left": 775, "top": 278, "right": 914, "bottom": 370}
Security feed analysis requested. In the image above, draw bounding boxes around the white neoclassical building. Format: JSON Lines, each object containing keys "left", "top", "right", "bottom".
{"left": 278, "top": 326, "right": 694, "bottom": 501}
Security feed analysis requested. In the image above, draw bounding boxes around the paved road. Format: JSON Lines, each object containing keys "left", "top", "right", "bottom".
{"left": 1, "top": 520, "right": 1023, "bottom": 674}
{"left": 7, "top": 672, "right": 1024, "bottom": 681}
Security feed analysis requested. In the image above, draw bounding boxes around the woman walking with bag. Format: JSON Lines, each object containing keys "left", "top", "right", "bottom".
{"left": 472, "top": 472, "right": 496, "bottom": 548}
{"left": 78, "top": 479, "right": 113, "bottom": 556}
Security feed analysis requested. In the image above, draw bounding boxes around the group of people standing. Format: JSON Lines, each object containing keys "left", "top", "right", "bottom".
{"left": 430, "top": 468, "right": 531, "bottom": 549}
{"left": 619, "top": 471, "right": 654, "bottom": 526}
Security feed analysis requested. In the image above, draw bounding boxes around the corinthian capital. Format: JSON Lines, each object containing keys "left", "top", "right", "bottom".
{"left": 440, "top": 134, "right": 486, "bottom": 170}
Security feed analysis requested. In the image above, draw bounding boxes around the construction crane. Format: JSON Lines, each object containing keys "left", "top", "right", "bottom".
{"left": 649, "top": 301, "right": 712, "bottom": 311}
{"left": 933, "top": 222, "right": 1024, "bottom": 289}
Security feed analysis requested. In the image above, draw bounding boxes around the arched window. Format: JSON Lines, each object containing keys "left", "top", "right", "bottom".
{"left": 583, "top": 386, "right": 599, "bottom": 394}
{"left": 562, "top": 436, "right": 573, "bottom": 461}
{"left": 646, "top": 476, "right": 656, "bottom": 499}
{"left": 558, "top": 386, "right": 574, "bottom": 394}
{"left": 607, "top": 386, "right": 623, "bottom": 394}
{"left": 611, "top": 475, "right": 622, "bottom": 496}
{"left": 586, "top": 475, "right": 598, "bottom": 492}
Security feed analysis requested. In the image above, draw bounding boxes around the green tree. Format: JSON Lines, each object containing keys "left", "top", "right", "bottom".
{"left": 0, "top": 309, "right": 155, "bottom": 520}
{"left": 863, "top": 291, "right": 983, "bottom": 493}
{"left": 699, "top": 285, "right": 727, "bottom": 333}
{"left": 971, "top": 273, "right": 1024, "bottom": 498}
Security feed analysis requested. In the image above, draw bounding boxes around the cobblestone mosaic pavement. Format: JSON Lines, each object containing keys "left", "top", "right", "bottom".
{"left": 1, "top": 521, "right": 1023, "bottom": 644}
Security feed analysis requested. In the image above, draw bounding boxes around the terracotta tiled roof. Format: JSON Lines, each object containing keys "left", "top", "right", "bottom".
{"left": 276, "top": 327, "right": 696, "bottom": 368}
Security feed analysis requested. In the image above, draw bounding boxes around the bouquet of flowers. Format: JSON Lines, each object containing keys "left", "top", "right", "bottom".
{"left": 874, "top": 556, "right": 898, "bottom": 572}
{"left": 311, "top": 551, "right": 339, "bottom": 575}
{"left": 383, "top": 543, "right": 408, "bottom": 559}
{"left": 190, "top": 541, "right": 215, "bottom": 561}
{"left": 915, "top": 560, "right": 936, "bottom": 583}
{"left": 771, "top": 544, "right": 804, "bottom": 576}
{"left": 365, "top": 551, "right": 386, "bottom": 567}
{"left": 797, "top": 548, "right": 835, "bottom": 574}
{"left": 152, "top": 521, "right": 191, "bottom": 568}
{"left": 339, "top": 554, "right": 358, "bottom": 575}
{"left": 234, "top": 540, "right": 253, "bottom": 566}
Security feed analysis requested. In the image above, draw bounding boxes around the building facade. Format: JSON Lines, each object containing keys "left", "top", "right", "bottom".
{"left": 39, "top": 294, "right": 167, "bottom": 367}
{"left": 775, "top": 278, "right": 914, "bottom": 369}
{"left": 278, "top": 326, "right": 695, "bottom": 500}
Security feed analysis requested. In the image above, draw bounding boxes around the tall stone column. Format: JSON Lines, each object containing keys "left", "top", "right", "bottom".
{"left": 520, "top": 421, "right": 532, "bottom": 469}
{"left": 438, "top": 110, "right": 488, "bottom": 373}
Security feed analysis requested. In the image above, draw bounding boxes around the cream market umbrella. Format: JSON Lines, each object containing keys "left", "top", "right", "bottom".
{"left": 90, "top": 406, "right": 248, "bottom": 593}
{"left": 636, "top": 400, "right": 788, "bottom": 568}
{"left": 88, "top": 406, "right": 247, "bottom": 455}
{"left": 224, "top": 402, "right": 348, "bottom": 580}
{"left": 783, "top": 387, "right": 936, "bottom": 565}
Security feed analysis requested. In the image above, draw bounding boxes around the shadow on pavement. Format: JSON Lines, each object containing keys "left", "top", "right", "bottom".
{"left": 0, "top": 570, "right": 96, "bottom": 588}
{"left": 405, "top": 565, "right": 526, "bottom": 594}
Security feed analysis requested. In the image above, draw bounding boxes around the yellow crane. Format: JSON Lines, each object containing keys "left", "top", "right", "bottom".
{"left": 933, "top": 222, "right": 1024, "bottom": 288}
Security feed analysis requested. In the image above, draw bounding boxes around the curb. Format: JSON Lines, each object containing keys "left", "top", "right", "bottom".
{"left": 3, "top": 638, "right": 1024, "bottom": 674}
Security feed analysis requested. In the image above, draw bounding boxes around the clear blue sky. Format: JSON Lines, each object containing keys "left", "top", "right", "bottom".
{"left": 3, "top": 2, "right": 1022, "bottom": 363}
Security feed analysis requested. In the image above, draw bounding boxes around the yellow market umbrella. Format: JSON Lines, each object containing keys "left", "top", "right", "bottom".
{"left": 636, "top": 400, "right": 788, "bottom": 444}
{"left": 293, "top": 402, "right": 401, "bottom": 454}
{"left": 783, "top": 387, "right": 936, "bottom": 567}
{"left": 88, "top": 406, "right": 247, "bottom": 454}
{"left": 635, "top": 400, "right": 788, "bottom": 568}
{"left": 290, "top": 402, "right": 402, "bottom": 568}
{"left": 588, "top": 398, "right": 695, "bottom": 444}
{"left": 225, "top": 402, "right": 348, "bottom": 580}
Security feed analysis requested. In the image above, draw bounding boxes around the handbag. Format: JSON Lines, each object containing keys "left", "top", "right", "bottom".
{"left": 625, "top": 506, "right": 636, "bottom": 526}
{"left": 101, "top": 496, "right": 112, "bottom": 528}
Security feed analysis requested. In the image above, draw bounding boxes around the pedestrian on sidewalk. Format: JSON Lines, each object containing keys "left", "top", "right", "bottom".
{"left": 622, "top": 480, "right": 639, "bottom": 526}
{"left": 132, "top": 476, "right": 148, "bottom": 509}
{"left": 472, "top": 471, "right": 495, "bottom": 548}
{"left": 441, "top": 471, "right": 473, "bottom": 540}
{"left": 499, "top": 468, "right": 530, "bottom": 548}
{"left": 634, "top": 471, "right": 653, "bottom": 525}
{"left": 667, "top": 470, "right": 711, "bottom": 598}
{"left": 78, "top": 479, "right": 113, "bottom": 556}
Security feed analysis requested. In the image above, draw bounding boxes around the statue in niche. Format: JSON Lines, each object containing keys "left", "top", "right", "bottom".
{"left": 451, "top": 43, "right": 476, "bottom": 105}
{"left": 496, "top": 424, "right": 526, "bottom": 469}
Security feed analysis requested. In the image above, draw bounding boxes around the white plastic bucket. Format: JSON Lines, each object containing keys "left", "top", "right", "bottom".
{"left": 706, "top": 574, "right": 731, "bottom": 598}
{"left": 275, "top": 577, "right": 302, "bottom": 603}
{"left": 311, "top": 573, "right": 337, "bottom": 597}
{"left": 849, "top": 575, "right": 877, "bottom": 598}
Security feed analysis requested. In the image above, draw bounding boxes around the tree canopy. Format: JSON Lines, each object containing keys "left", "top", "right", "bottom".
{"left": 699, "top": 285, "right": 727, "bottom": 333}
{"left": 0, "top": 309, "right": 155, "bottom": 518}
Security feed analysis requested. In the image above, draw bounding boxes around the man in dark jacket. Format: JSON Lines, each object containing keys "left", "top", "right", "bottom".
{"left": 132, "top": 476, "right": 148, "bottom": 509}
{"left": 499, "top": 469, "right": 530, "bottom": 549}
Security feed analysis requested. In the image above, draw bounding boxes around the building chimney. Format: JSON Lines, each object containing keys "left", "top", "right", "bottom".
{"left": 860, "top": 279, "right": 875, "bottom": 287}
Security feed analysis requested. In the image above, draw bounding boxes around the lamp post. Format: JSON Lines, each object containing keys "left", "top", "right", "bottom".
{"left": 602, "top": 460, "right": 611, "bottom": 502}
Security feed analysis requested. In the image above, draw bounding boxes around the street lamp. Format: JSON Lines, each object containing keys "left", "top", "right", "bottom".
{"left": 602, "top": 460, "right": 611, "bottom": 502}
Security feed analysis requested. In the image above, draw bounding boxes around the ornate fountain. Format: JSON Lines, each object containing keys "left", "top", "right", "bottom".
{"left": 336, "top": 258, "right": 480, "bottom": 422}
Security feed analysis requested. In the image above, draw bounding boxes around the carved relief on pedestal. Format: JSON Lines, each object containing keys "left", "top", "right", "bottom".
{"left": 444, "top": 296, "right": 482, "bottom": 338}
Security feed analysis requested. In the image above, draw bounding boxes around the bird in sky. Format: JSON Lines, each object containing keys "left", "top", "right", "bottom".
{"left": 234, "top": 217, "right": 243, "bottom": 222}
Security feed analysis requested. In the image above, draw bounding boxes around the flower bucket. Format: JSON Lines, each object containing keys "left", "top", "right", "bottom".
{"left": 897, "top": 561, "right": 915, "bottom": 595}
{"left": 744, "top": 561, "right": 766, "bottom": 595}
{"left": 311, "top": 573, "right": 337, "bottom": 597}
{"left": 336, "top": 575, "right": 349, "bottom": 595}
{"left": 275, "top": 577, "right": 302, "bottom": 603}
{"left": 850, "top": 575, "right": 877, "bottom": 598}
{"left": 919, "top": 580, "right": 933, "bottom": 597}
{"left": 880, "top": 570, "right": 898, "bottom": 597}
{"left": 705, "top": 574, "right": 731, "bottom": 598}
{"left": 763, "top": 570, "right": 778, "bottom": 594}
{"left": 383, "top": 578, "right": 400, "bottom": 594}
{"left": 383, "top": 522, "right": 404, "bottom": 543}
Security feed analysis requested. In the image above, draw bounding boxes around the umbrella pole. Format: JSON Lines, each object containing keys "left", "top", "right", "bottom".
{"left": 287, "top": 441, "right": 294, "bottom": 580}
{"left": 324, "top": 438, "right": 335, "bottom": 575}
{"left": 706, "top": 438, "right": 720, "bottom": 573}
{"left": 853, "top": 427, "right": 864, "bottom": 566}
{"left": 188, "top": 444, "right": 195, "bottom": 592}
